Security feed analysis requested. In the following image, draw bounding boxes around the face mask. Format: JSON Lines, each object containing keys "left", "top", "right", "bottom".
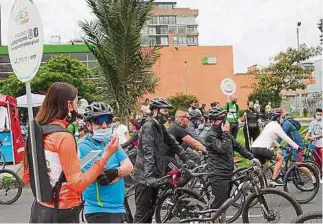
{"left": 316, "top": 115, "right": 322, "bottom": 121}
{"left": 232, "top": 101, "right": 237, "bottom": 104}
{"left": 157, "top": 112, "right": 169, "bottom": 124}
{"left": 192, "top": 106, "right": 197, "bottom": 109}
{"left": 92, "top": 128, "right": 113, "bottom": 142}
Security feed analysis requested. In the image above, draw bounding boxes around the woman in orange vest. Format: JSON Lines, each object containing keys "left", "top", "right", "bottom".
{"left": 23, "top": 82, "right": 119, "bottom": 223}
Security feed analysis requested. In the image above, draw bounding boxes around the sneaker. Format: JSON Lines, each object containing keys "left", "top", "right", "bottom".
{"left": 269, "top": 178, "right": 284, "bottom": 186}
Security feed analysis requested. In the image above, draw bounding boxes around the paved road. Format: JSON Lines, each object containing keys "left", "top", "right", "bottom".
{"left": 0, "top": 183, "right": 321, "bottom": 223}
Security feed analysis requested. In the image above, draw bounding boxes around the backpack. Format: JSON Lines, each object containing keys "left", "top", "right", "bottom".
{"left": 26, "top": 120, "right": 74, "bottom": 209}
{"left": 284, "top": 116, "right": 301, "bottom": 130}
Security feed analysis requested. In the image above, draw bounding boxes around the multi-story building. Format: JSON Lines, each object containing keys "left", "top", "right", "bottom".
{"left": 141, "top": 1, "right": 199, "bottom": 46}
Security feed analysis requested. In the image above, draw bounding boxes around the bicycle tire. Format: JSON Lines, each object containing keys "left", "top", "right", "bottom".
{"left": 242, "top": 188, "right": 303, "bottom": 223}
{"left": 290, "top": 211, "right": 322, "bottom": 223}
{"left": 283, "top": 163, "right": 319, "bottom": 204}
{"left": 155, "top": 188, "right": 206, "bottom": 223}
{"left": 0, "top": 151, "right": 5, "bottom": 170}
{"left": 303, "top": 160, "right": 322, "bottom": 178}
{"left": 0, "top": 169, "right": 23, "bottom": 204}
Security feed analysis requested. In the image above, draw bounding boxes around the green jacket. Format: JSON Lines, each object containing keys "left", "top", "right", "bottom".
{"left": 224, "top": 102, "right": 240, "bottom": 124}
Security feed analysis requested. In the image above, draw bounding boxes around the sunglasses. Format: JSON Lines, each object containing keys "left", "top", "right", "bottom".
{"left": 93, "top": 115, "right": 113, "bottom": 126}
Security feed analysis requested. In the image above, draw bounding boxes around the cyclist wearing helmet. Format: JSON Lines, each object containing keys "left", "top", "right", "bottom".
{"left": 251, "top": 108, "right": 301, "bottom": 186}
{"left": 205, "top": 107, "right": 259, "bottom": 223}
{"left": 78, "top": 102, "right": 133, "bottom": 223}
{"left": 187, "top": 110, "right": 205, "bottom": 142}
{"left": 132, "top": 98, "right": 195, "bottom": 223}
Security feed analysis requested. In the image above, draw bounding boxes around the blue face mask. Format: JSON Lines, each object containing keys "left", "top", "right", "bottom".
{"left": 92, "top": 128, "right": 113, "bottom": 142}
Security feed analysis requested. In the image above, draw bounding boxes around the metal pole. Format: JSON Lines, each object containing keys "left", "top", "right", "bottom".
{"left": 26, "top": 82, "right": 41, "bottom": 202}
{"left": 184, "top": 61, "right": 188, "bottom": 94}
{"left": 297, "top": 22, "right": 301, "bottom": 50}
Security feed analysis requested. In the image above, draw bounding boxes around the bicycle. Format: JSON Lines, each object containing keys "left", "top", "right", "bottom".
{"left": 0, "top": 141, "right": 6, "bottom": 170}
{"left": 0, "top": 168, "right": 23, "bottom": 204}
{"left": 169, "top": 163, "right": 303, "bottom": 223}
{"left": 264, "top": 147, "right": 320, "bottom": 204}
{"left": 303, "top": 141, "right": 322, "bottom": 178}
{"left": 124, "top": 165, "right": 207, "bottom": 223}
{"left": 290, "top": 211, "right": 322, "bottom": 223}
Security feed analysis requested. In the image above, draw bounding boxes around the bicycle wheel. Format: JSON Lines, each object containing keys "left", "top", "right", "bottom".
{"left": 304, "top": 160, "right": 322, "bottom": 178}
{"left": 283, "top": 163, "right": 319, "bottom": 204}
{"left": 290, "top": 211, "right": 322, "bottom": 223}
{"left": 0, "top": 151, "right": 5, "bottom": 170}
{"left": 155, "top": 188, "right": 206, "bottom": 223}
{"left": 0, "top": 169, "right": 23, "bottom": 204}
{"left": 242, "top": 188, "right": 303, "bottom": 223}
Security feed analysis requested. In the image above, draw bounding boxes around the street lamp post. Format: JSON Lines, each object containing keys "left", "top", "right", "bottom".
{"left": 297, "top": 22, "right": 303, "bottom": 117}
{"left": 297, "top": 22, "right": 301, "bottom": 50}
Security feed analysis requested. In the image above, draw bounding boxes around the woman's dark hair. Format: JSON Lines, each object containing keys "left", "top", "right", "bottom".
{"left": 36, "top": 82, "right": 78, "bottom": 125}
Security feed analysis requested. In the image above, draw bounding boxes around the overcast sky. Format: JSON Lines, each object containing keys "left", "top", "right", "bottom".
{"left": 0, "top": 0, "right": 322, "bottom": 72}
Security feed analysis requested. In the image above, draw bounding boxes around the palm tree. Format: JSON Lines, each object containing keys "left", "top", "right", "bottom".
{"left": 80, "top": 0, "right": 159, "bottom": 119}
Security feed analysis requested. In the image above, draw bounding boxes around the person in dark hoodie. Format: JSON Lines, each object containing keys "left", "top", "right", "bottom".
{"left": 132, "top": 98, "right": 195, "bottom": 223}
{"left": 205, "top": 107, "right": 260, "bottom": 223}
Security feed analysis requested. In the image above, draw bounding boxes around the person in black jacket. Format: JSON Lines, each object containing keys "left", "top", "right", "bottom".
{"left": 241, "top": 101, "right": 260, "bottom": 151}
{"left": 205, "top": 107, "right": 260, "bottom": 223}
{"left": 132, "top": 98, "right": 194, "bottom": 223}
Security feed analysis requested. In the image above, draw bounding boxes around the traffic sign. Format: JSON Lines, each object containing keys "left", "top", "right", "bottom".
{"left": 8, "top": 0, "right": 44, "bottom": 82}
{"left": 221, "top": 78, "right": 236, "bottom": 96}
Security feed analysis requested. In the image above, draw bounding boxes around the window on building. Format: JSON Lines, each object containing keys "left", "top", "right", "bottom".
{"left": 169, "top": 26, "right": 177, "bottom": 33}
{"left": 158, "top": 4, "right": 173, "bottom": 10}
{"left": 193, "top": 36, "right": 198, "bottom": 45}
{"left": 177, "top": 36, "right": 186, "bottom": 44}
{"left": 148, "top": 27, "right": 156, "bottom": 34}
{"left": 149, "top": 37, "right": 157, "bottom": 45}
{"left": 160, "top": 26, "right": 168, "bottom": 34}
{"left": 187, "top": 36, "right": 194, "bottom": 45}
{"left": 176, "top": 16, "right": 185, "bottom": 24}
{"left": 159, "top": 16, "right": 169, "bottom": 24}
{"left": 187, "top": 26, "right": 197, "bottom": 33}
{"left": 178, "top": 26, "right": 186, "bottom": 34}
{"left": 152, "top": 16, "right": 158, "bottom": 24}
{"left": 169, "top": 16, "right": 176, "bottom": 24}
{"left": 160, "top": 37, "right": 168, "bottom": 46}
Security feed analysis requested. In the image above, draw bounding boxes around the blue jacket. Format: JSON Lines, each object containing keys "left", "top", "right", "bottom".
{"left": 78, "top": 135, "right": 128, "bottom": 214}
{"left": 278, "top": 119, "right": 305, "bottom": 149}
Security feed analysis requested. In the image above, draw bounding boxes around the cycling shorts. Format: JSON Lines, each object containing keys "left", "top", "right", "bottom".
{"left": 282, "top": 147, "right": 302, "bottom": 162}
{"left": 251, "top": 147, "right": 276, "bottom": 164}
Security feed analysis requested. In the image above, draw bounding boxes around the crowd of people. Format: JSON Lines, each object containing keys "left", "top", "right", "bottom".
{"left": 22, "top": 82, "right": 322, "bottom": 223}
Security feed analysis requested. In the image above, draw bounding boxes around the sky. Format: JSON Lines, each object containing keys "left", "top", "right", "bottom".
{"left": 0, "top": 0, "right": 322, "bottom": 72}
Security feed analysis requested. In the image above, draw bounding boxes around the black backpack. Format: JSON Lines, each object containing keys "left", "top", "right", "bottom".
{"left": 26, "top": 120, "right": 74, "bottom": 209}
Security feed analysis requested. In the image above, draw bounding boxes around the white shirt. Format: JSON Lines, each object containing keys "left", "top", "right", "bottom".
{"left": 252, "top": 121, "right": 299, "bottom": 149}
{"left": 113, "top": 124, "right": 129, "bottom": 145}
{"left": 309, "top": 119, "right": 322, "bottom": 148}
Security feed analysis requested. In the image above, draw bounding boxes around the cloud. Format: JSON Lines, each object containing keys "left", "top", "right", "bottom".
{"left": 0, "top": 0, "right": 321, "bottom": 72}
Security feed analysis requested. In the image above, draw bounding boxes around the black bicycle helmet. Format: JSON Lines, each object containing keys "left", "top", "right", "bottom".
{"left": 189, "top": 110, "right": 202, "bottom": 120}
{"left": 83, "top": 102, "right": 113, "bottom": 122}
{"left": 268, "top": 108, "right": 284, "bottom": 121}
{"left": 208, "top": 107, "right": 227, "bottom": 120}
{"left": 149, "top": 98, "right": 173, "bottom": 110}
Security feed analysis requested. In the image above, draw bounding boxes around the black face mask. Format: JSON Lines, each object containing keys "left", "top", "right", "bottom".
{"left": 192, "top": 106, "right": 197, "bottom": 109}
{"left": 157, "top": 112, "right": 169, "bottom": 124}
{"left": 232, "top": 100, "right": 237, "bottom": 104}
{"left": 68, "top": 110, "right": 78, "bottom": 123}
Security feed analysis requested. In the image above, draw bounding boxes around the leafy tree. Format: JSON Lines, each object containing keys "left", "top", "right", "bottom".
{"left": 167, "top": 93, "right": 198, "bottom": 116}
{"left": 248, "top": 91, "right": 282, "bottom": 112}
{"left": 0, "top": 55, "right": 99, "bottom": 102}
{"left": 250, "top": 44, "right": 321, "bottom": 109}
{"left": 80, "top": 0, "right": 160, "bottom": 119}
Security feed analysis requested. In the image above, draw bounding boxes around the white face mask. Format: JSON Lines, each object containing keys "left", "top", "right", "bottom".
{"left": 92, "top": 128, "right": 113, "bottom": 142}
{"left": 316, "top": 115, "right": 322, "bottom": 121}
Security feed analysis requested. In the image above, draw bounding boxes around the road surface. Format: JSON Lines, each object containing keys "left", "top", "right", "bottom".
{"left": 0, "top": 183, "right": 321, "bottom": 223}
